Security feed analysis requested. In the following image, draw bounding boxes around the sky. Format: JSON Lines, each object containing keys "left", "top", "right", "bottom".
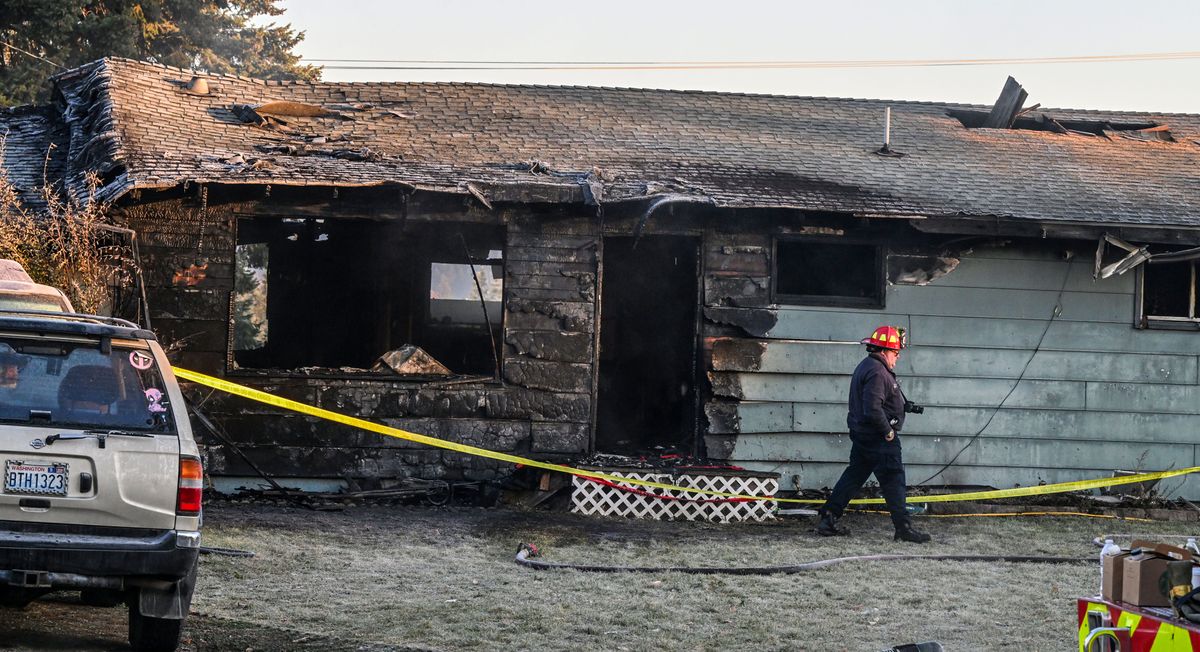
{"left": 279, "top": 0, "right": 1200, "bottom": 114}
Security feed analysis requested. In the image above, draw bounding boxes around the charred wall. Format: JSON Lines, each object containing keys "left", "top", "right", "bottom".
{"left": 116, "top": 190, "right": 598, "bottom": 487}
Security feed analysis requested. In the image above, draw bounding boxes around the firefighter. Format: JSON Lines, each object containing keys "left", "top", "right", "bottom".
{"left": 817, "top": 325, "right": 931, "bottom": 543}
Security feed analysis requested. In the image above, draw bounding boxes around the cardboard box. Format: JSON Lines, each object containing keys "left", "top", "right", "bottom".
{"left": 1122, "top": 552, "right": 1173, "bottom": 607}
{"left": 1102, "top": 551, "right": 1130, "bottom": 602}
{"left": 1130, "top": 540, "right": 1196, "bottom": 562}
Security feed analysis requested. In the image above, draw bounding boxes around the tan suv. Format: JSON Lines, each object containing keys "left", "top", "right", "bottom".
{"left": 0, "top": 310, "right": 202, "bottom": 651}
{"left": 0, "top": 260, "right": 74, "bottom": 312}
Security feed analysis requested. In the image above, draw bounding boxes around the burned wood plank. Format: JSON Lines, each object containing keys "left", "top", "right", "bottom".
{"left": 506, "top": 260, "right": 595, "bottom": 276}
{"left": 504, "top": 298, "right": 594, "bottom": 333}
{"left": 145, "top": 287, "right": 228, "bottom": 320}
{"left": 983, "top": 76, "right": 1028, "bottom": 129}
{"left": 140, "top": 245, "right": 234, "bottom": 268}
{"left": 152, "top": 318, "right": 228, "bottom": 353}
{"left": 138, "top": 230, "right": 235, "bottom": 249}
{"left": 409, "top": 389, "right": 491, "bottom": 418}
{"left": 508, "top": 286, "right": 594, "bottom": 302}
{"left": 707, "top": 371, "right": 745, "bottom": 400}
{"left": 464, "top": 182, "right": 494, "bottom": 210}
{"left": 485, "top": 390, "right": 591, "bottom": 422}
{"left": 703, "top": 401, "right": 741, "bottom": 435}
{"left": 508, "top": 232, "right": 598, "bottom": 248}
{"left": 530, "top": 422, "right": 590, "bottom": 454}
{"left": 702, "top": 434, "right": 738, "bottom": 459}
{"left": 502, "top": 359, "right": 592, "bottom": 393}
{"left": 505, "top": 330, "right": 593, "bottom": 363}
{"left": 704, "top": 249, "right": 769, "bottom": 275}
{"left": 704, "top": 276, "right": 771, "bottom": 307}
{"left": 205, "top": 445, "right": 451, "bottom": 479}
{"left": 703, "top": 307, "right": 778, "bottom": 338}
{"left": 710, "top": 339, "right": 767, "bottom": 372}
{"left": 478, "top": 182, "right": 583, "bottom": 205}
{"left": 142, "top": 261, "right": 234, "bottom": 286}
{"left": 507, "top": 245, "right": 596, "bottom": 264}
{"left": 506, "top": 272, "right": 596, "bottom": 293}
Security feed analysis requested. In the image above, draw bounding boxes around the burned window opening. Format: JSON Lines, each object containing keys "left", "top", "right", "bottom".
{"left": 232, "top": 217, "right": 504, "bottom": 375}
{"left": 1139, "top": 260, "right": 1199, "bottom": 329}
{"left": 773, "top": 239, "right": 884, "bottom": 308}
{"left": 946, "top": 109, "right": 1172, "bottom": 140}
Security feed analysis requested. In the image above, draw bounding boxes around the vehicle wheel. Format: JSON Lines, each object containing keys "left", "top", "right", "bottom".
{"left": 80, "top": 588, "right": 124, "bottom": 607}
{"left": 128, "top": 606, "right": 185, "bottom": 652}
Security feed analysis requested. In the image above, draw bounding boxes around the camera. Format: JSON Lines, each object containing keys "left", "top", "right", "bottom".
{"left": 904, "top": 400, "right": 924, "bottom": 414}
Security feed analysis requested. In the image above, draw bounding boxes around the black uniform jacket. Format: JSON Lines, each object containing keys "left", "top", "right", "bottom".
{"left": 846, "top": 352, "right": 906, "bottom": 446}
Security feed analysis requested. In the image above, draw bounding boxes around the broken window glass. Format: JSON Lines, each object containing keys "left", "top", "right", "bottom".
{"left": 774, "top": 239, "right": 883, "bottom": 307}
{"left": 1141, "top": 260, "right": 1197, "bottom": 325}
{"left": 231, "top": 218, "right": 504, "bottom": 375}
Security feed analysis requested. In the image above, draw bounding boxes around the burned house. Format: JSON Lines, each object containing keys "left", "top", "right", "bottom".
{"left": 4, "top": 58, "right": 1200, "bottom": 496}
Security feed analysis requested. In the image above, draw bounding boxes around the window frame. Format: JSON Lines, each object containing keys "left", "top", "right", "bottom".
{"left": 1135, "top": 261, "right": 1200, "bottom": 331}
{"left": 227, "top": 217, "right": 507, "bottom": 377}
{"left": 771, "top": 236, "right": 886, "bottom": 309}
{"left": 425, "top": 250, "right": 505, "bottom": 329}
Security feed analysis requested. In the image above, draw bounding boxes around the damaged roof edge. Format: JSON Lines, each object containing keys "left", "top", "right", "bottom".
{"left": 99, "top": 175, "right": 1200, "bottom": 241}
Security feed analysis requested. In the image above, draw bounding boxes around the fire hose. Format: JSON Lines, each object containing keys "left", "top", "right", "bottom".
{"left": 513, "top": 542, "right": 1086, "bottom": 575}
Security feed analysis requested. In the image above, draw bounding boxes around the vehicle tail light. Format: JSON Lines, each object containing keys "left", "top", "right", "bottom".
{"left": 177, "top": 456, "right": 203, "bottom": 515}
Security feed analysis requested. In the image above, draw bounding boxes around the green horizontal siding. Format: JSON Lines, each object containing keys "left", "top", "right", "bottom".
{"left": 766, "top": 310, "right": 1193, "bottom": 352}
{"left": 714, "top": 372, "right": 1086, "bottom": 409}
{"left": 917, "top": 256, "right": 1133, "bottom": 294}
{"left": 730, "top": 433, "right": 1187, "bottom": 471}
{"left": 910, "top": 316, "right": 1200, "bottom": 354}
{"left": 791, "top": 402, "right": 1200, "bottom": 443}
{"left": 784, "top": 285, "right": 1130, "bottom": 323}
{"left": 1087, "top": 382, "right": 1200, "bottom": 415}
{"left": 734, "top": 461, "right": 1200, "bottom": 495}
{"left": 708, "top": 247, "right": 1200, "bottom": 498}
{"left": 714, "top": 341, "right": 1198, "bottom": 385}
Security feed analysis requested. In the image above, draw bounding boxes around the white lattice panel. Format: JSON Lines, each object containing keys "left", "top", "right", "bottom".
{"left": 571, "top": 471, "right": 777, "bottom": 523}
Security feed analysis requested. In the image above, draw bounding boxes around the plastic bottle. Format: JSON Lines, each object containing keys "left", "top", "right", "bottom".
{"left": 1100, "top": 538, "right": 1121, "bottom": 595}
{"left": 1187, "top": 538, "right": 1200, "bottom": 589}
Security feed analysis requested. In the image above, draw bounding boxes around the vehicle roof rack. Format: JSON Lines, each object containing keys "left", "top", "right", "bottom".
{"left": 0, "top": 310, "right": 142, "bottom": 330}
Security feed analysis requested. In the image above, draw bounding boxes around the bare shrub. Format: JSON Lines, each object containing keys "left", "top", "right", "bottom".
{"left": 0, "top": 164, "right": 133, "bottom": 315}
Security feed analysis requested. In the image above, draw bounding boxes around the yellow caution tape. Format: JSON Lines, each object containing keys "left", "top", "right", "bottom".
{"left": 174, "top": 367, "right": 1200, "bottom": 506}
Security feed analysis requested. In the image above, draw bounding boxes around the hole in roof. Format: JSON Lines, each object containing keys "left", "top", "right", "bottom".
{"left": 946, "top": 109, "right": 1173, "bottom": 141}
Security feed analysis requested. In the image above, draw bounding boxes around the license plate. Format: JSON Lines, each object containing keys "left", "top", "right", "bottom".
{"left": 4, "top": 460, "right": 69, "bottom": 497}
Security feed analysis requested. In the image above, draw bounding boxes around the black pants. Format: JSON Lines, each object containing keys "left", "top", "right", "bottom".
{"left": 821, "top": 437, "right": 909, "bottom": 529}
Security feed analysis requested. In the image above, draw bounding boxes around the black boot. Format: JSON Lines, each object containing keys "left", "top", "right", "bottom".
{"left": 816, "top": 510, "right": 849, "bottom": 537}
{"left": 893, "top": 523, "right": 931, "bottom": 543}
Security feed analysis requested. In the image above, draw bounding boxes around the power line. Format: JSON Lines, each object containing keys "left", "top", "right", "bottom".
{"left": 303, "top": 51, "right": 1200, "bottom": 71}
{"left": 0, "top": 40, "right": 64, "bottom": 70}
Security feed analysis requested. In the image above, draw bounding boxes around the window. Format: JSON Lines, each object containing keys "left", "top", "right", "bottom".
{"left": 1138, "top": 261, "right": 1199, "bottom": 329}
{"left": 0, "top": 339, "right": 175, "bottom": 432}
{"left": 232, "top": 218, "right": 504, "bottom": 375}
{"left": 773, "top": 239, "right": 884, "bottom": 307}
{"left": 429, "top": 252, "right": 503, "bottom": 325}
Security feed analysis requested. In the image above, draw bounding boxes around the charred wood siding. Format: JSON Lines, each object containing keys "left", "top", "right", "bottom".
{"left": 119, "top": 198, "right": 599, "bottom": 484}
{"left": 702, "top": 240, "right": 1200, "bottom": 499}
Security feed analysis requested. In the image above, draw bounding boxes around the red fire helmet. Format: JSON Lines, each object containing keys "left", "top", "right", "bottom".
{"left": 861, "top": 325, "right": 903, "bottom": 351}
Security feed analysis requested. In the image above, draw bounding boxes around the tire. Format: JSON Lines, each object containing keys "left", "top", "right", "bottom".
{"left": 128, "top": 606, "right": 186, "bottom": 652}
